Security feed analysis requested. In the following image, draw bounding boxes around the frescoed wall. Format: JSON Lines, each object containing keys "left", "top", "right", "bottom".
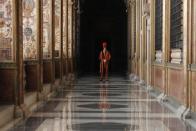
{"left": 55, "top": 0, "right": 61, "bottom": 58}
{"left": 23, "top": 0, "right": 37, "bottom": 60}
{"left": 43, "top": 0, "right": 51, "bottom": 59}
{"left": 0, "top": 0, "right": 13, "bottom": 62}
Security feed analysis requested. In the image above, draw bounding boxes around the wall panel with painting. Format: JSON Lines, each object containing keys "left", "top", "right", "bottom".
{"left": 63, "top": 0, "right": 68, "bottom": 76}
{"left": 0, "top": 0, "right": 16, "bottom": 103}
{"left": 67, "top": 0, "right": 73, "bottom": 73}
{"left": 22, "top": 0, "right": 39, "bottom": 92}
{"left": 42, "top": 0, "right": 53, "bottom": 83}
{"left": 54, "top": 0, "right": 61, "bottom": 79}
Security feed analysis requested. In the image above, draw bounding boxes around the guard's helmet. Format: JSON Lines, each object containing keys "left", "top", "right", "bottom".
{"left": 102, "top": 42, "right": 107, "bottom": 48}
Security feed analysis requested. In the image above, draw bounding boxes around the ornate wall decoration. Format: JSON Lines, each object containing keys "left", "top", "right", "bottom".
{"left": 23, "top": 0, "right": 37, "bottom": 60}
{"left": 63, "top": 0, "right": 67, "bottom": 57}
{"left": 55, "top": 0, "right": 61, "bottom": 58}
{"left": 43, "top": 0, "right": 51, "bottom": 59}
{"left": 0, "top": 0, "right": 13, "bottom": 62}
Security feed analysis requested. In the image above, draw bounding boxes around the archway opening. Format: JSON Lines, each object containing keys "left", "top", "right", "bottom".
{"left": 77, "top": 0, "right": 128, "bottom": 76}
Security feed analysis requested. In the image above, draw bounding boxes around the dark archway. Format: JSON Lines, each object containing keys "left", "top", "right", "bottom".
{"left": 77, "top": 0, "right": 128, "bottom": 76}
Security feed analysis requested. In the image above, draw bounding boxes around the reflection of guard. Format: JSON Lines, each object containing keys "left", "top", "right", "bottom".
{"left": 99, "top": 42, "right": 111, "bottom": 81}
{"left": 98, "top": 84, "right": 110, "bottom": 122}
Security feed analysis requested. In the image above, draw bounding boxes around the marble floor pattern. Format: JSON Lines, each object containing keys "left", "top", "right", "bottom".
{"left": 10, "top": 76, "right": 196, "bottom": 131}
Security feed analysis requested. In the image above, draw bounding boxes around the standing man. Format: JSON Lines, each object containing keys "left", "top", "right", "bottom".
{"left": 99, "top": 42, "right": 111, "bottom": 81}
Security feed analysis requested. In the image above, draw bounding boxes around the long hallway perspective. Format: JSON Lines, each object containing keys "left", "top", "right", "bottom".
{"left": 2, "top": 0, "right": 196, "bottom": 130}
{"left": 10, "top": 76, "right": 196, "bottom": 131}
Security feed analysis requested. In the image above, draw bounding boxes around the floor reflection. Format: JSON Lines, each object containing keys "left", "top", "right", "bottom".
{"left": 98, "top": 84, "right": 110, "bottom": 123}
{"left": 10, "top": 76, "right": 196, "bottom": 131}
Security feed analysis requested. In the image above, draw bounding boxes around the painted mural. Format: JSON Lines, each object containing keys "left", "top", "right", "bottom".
{"left": 0, "top": 0, "right": 13, "bottom": 61}
{"left": 43, "top": 0, "right": 51, "bottom": 59}
{"left": 63, "top": 0, "right": 67, "bottom": 57}
{"left": 55, "top": 0, "right": 61, "bottom": 58}
{"left": 23, "top": 0, "right": 37, "bottom": 60}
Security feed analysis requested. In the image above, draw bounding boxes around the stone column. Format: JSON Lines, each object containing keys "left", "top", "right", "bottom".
{"left": 183, "top": 0, "right": 192, "bottom": 116}
{"left": 131, "top": 1, "right": 136, "bottom": 76}
{"left": 68, "top": 0, "right": 74, "bottom": 79}
{"left": 60, "top": 0, "right": 64, "bottom": 81}
{"left": 150, "top": 0, "right": 155, "bottom": 85}
{"left": 65, "top": 0, "right": 69, "bottom": 77}
{"left": 140, "top": 0, "right": 144, "bottom": 81}
{"left": 72, "top": 0, "right": 76, "bottom": 76}
{"left": 77, "top": 0, "right": 81, "bottom": 77}
{"left": 15, "top": 0, "right": 24, "bottom": 116}
{"left": 162, "top": 0, "right": 171, "bottom": 95}
{"left": 127, "top": 1, "right": 132, "bottom": 75}
{"left": 37, "top": 0, "right": 43, "bottom": 93}
{"left": 146, "top": 17, "right": 151, "bottom": 86}
{"left": 51, "top": 0, "right": 56, "bottom": 85}
{"left": 136, "top": 0, "right": 141, "bottom": 77}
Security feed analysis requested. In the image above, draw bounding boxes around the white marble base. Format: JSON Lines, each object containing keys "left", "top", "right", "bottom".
{"left": 139, "top": 80, "right": 145, "bottom": 85}
{"left": 146, "top": 85, "right": 153, "bottom": 91}
{"left": 182, "top": 108, "right": 191, "bottom": 119}
{"left": 157, "top": 93, "right": 165, "bottom": 102}
{"left": 176, "top": 105, "right": 187, "bottom": 118}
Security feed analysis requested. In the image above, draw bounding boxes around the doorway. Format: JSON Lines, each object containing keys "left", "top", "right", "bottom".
{"left": 77, "top": 0, "right": 128, "bottom": 76}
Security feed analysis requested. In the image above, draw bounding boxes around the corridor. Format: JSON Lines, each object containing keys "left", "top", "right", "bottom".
{"left": 10, "top": 76, "right": 196, "bottom": 131}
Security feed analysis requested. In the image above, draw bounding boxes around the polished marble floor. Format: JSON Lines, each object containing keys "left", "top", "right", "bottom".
{"left": 10, "top": 76, "right": 196, "bottom": 131}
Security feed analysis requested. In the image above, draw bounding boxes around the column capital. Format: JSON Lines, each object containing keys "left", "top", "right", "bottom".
{"left": 143, "top": 3, "right": 150, "bottom": 16}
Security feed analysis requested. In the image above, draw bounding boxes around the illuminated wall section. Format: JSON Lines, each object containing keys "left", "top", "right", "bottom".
{"left": 55, "top": 0, "right": 61, "bottom": 58}
{"left": 0, "top": 0, "right": 14, "bottom": 62}
{"left": 63, "top": 0, "right": 67, "bottom": 58}
{"left": 23, "top": 0, "right": 38, "bottom": 60}
{"left": 43, "top": 0, "right": 52, "bottom": 59}
{"left": 68, "top": 0, "right": 72, "bottom": 59}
